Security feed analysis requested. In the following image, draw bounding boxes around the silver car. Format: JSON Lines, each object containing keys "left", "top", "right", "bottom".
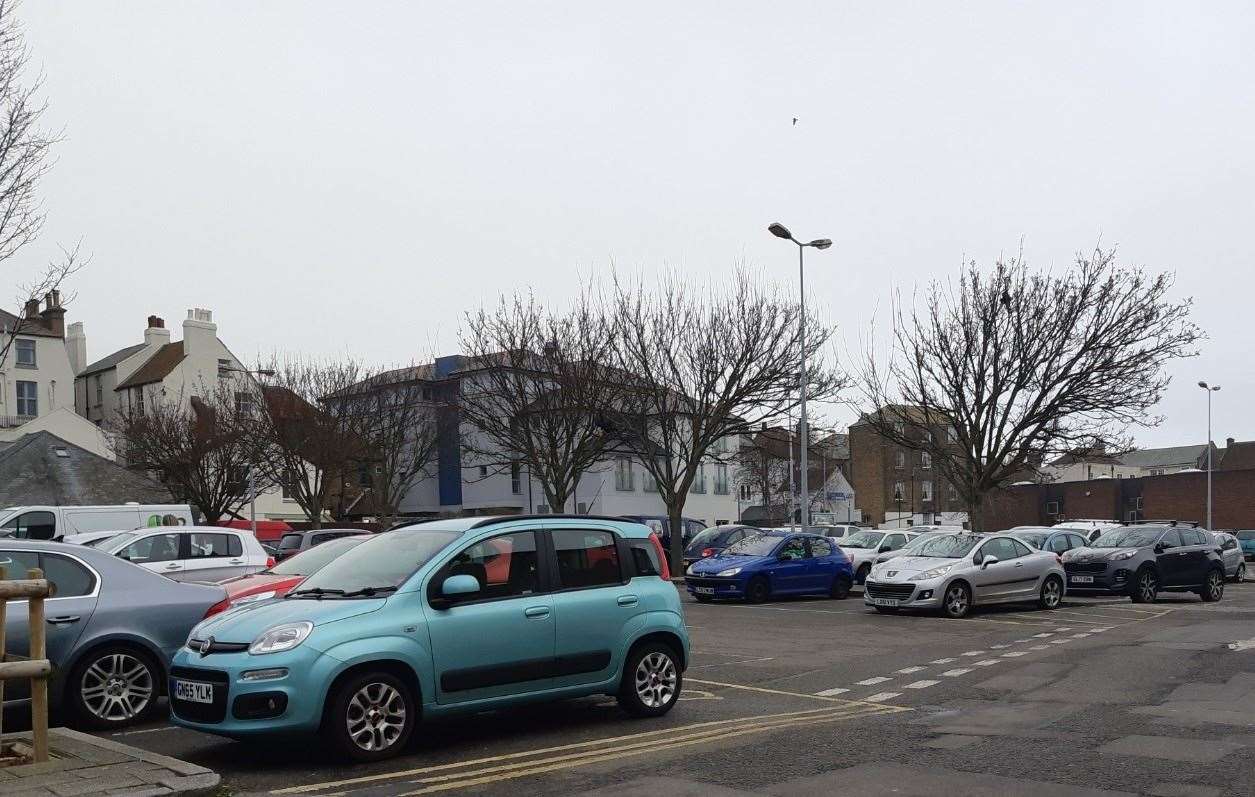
{"left": 873, "top": 530, "right": 950, "bottom": 565}
{"left": 838, "top": 530, "right": 918, "bottom": 584}
{"left": 1211, "top": 531, "right": 1246, "bottom": 582}
{"left": 0, "top": 540, "right": 226, "bottom": 729}
{"left": 864, "top": 532, "right": 1066, "bottom": 618}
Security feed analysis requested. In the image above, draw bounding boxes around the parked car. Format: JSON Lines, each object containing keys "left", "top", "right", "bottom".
{"left": 0, "top": 540, "right": 226, "bottom": 729}
{"left": 873, "top": 530, "right": 949, "bottom": 565}
{"left": 213, "top": 535, "right": 372, "bottom": 613}
{"left": 274, "top": 529, "right": 373, "bottom": 562}
{"left": 686, "top": 530, "right": 853, "bottom": 603}
{"left": 1053, "top": 519, "right": 1123, "bottom": 542}
{"left": 1061, "top": 524, "right": 1226, "bottom": 603}
{"left": 170, "top": 515, "right": 688, "bottom": 761}
{"left": 620, "top": 515, "right": 706, "bottom": 552}
{"left": 1210, "top": 531, "right": 1246, "bottom": 582}
{"left": 810, "top": 524, "right": 861, "bottom": 539}
{"left": 864, "top": 532, "right": 1065, "bottom": 618}
{"left": 62, "top": 529, "right": 137, "bottom": 547}
{"left": 838, "top": 530, "right": 917, "bottom": 584}
{"left": 0, "top": 504, "right": 195, "bottom": 541}
{"left": 1007, "top": 527, "right": 1091, "bottom": 556}
{"left": 93, "top": 526, "right": 272, "bottom": 582}
{"left": 1235, "top": 530, "right": 1255, "bottom": 562}
{"left": 682, "top": 524, "right": 761, "bottom": 570}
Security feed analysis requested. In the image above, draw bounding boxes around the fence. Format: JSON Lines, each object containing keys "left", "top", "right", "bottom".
{"left": 0, "top": 566, "right": 53, "bottom": 766}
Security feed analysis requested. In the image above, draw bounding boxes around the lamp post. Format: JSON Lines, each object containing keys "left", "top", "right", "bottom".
{"left": 1198, "top": 381, "right": 1221, "bottom": 529}
{"left": 768, "top": 222, "right": 832, "bottom": 531}
{"left": 222, "top": 365, "right": 276, "bottom": 538}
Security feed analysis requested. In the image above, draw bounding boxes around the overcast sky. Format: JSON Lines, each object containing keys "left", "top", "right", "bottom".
{"left": 15, "top": 2, "right": 1255, "bottom": 447}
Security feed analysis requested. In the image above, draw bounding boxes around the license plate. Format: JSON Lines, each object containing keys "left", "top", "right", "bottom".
{"left": 694, "top": 587, "right": 715, "bottom": 595}
{"left": 870, "top": 597, "right": 899, "bottom": 607}
{"left": 1070, "top": 575, "right": 1095, "bottom": 584}
{"left": 174, "top": 679, "right": 214, "bottom": 704}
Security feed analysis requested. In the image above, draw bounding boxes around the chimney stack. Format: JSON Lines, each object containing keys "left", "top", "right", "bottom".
{"left": 144, "top": 314, "right": 171, "bottom": 348}
{"left": 1226, "top": 437, "right": 1235, "bottom": 449}
{"left": 39, "top": 291, "right": 66, "bottom": 337}
{"left": 66, "top": 322, "right": 87, "bottom": 374}
{"left": 181, "top": 307, "right": 217, "bottom": 354}
{"left": 23, "top": 298, "right": 39, "bottom": 319}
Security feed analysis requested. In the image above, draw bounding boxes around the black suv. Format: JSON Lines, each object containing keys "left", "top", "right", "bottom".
{"left": 1061, "top": 524, "right": 1225, "bottom": 603}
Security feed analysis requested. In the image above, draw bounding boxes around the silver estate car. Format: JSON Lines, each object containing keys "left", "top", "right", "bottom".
{"left": 864, "top": 532, "right": 1066, "bottom": 618}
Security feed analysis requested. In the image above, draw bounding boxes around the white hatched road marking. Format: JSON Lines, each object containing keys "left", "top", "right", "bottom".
{"left": 1001, "top": 651, "right": 1028, "bottom": 657}
{"left": 814, "top": 687, "right": 849, "bottom": 697}
{"left": 864, "top": 692, "right": 901, "bottom": 702}
{"left": 856, "top": 676, "right": 892, "bottom": 686}
{"left": 990, "top": 644, "right": 1010, "bottom": 649}
{"left": 904, "top": 680, "right": 939, "bottom": 689}
{"left": 1072, "top": 633, "right": 1092, "bottom": 638}
{"left": 941, "top": 668, "right": 972, "bottom": 677}
{"left": 931, "top": 658, "right": 956, "bottom": 665}
{"left": 1054, "top": 627, "right": 1073, "bottom": 631}
{"left": 973, "top": 659, "right": 1000, "bottom": 667}
{"left": 961, "top": 651, "right": 985, "bottom": 657}
{"left": 896, "top": 666, "right": 925, "bottom": 674}
{"left": 1050, "top": 639, "right": 1071, "bottom": 645}
{"left": 1033, "top": 633, "right": 1054, "bottom": 638}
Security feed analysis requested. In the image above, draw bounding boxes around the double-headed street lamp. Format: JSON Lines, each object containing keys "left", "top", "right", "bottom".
{"left": 768, "top": 222, "right": 831, "bottom": 530}
{"left": 1198, "top": 381, "right": 1221, "bottom": 530}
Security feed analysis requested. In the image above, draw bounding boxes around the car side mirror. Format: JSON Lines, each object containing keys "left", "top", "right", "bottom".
{"left": 1154, "top": 542, "right": 1168, "bottom": 553}
{"left": 878, "top": 545, "right": 890, "bottom": 553}
{"left": 981, "top": 555, "right": 999, "bottom": 569}
{"left": 442, "top": 574, "right": 480, "bottom": 598}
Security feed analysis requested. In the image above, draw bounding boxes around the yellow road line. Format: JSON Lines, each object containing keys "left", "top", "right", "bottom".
{"left": 397, "top": 704, "right": 901, "bottom": 795}
{"left": 685, "top": 677, "right": 913, "bottom": 711}
{"left": 275, "top": 705, "right": 859, "bottom": 795}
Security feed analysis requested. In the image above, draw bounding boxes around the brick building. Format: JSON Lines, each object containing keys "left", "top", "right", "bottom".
{"left": 849, "top": 410, "right": 966, "bottom": 526}
{"left": 983, "top": 467, "right": 1255, "bottom": 530}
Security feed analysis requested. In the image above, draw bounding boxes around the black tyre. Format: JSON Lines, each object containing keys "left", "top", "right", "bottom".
{"left": 1038, "top": 575, "right": 1064, "bottom": 610}
{"left": 1200, "top": 568, "right": 1225, "bottom": 602}
{"left": 941, "top": 582, "right": 972, "bottom": 619}
{"left": 67, "top": 645, "right": 161, "bottom": 730}
{"left": 1130, "top": 567, "right": 1158, "bottom": 604}
{"left": 617, "top": 642, "right": 682, "bottom": 718}
{"left": 745, "top": 576, "right": 770, "bottom": 604}
{"left": 325, "top": 671, "right": 417, "bottom": 762}
{"left": 693, "top": 594, "right": 714, "bottom": 603}
{"left": 829, "top": 574, "right": 853, "bottom": 600}
{"left": 1232, "top": 563, "right": 1246, "bottom": 583}
{"left": 855, "top": 564, "right": 872, "bottom": 585}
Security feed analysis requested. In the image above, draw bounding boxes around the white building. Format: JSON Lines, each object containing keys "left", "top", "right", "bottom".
{"left": 0, "top": 292, "right": 111, "bottom": 458}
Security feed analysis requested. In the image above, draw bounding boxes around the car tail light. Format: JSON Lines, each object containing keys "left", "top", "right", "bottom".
{"left": 701, "top": 547, "right": 715, "bottom": 558}
{"left": 648, "top": 533, "right": 671, "bottom": 580}
{"left": 203, "top": 597, "right": 230, "bottom": 618}
{"left": 266, "top": 556, "right": 276, "bottom": 569}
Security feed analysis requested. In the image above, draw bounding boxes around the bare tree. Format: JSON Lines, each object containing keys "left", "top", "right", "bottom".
{"left": 605, "top": 271, "right": 843, "bottom": 569}
{"left": 0, "top": 1, "right": 83, "bottom": 369}
{"left": 732, "top": 428, "right": 795, "bottom": 524}
{"left": 457, "top": 292, "right": 617, "bottom": 513}
{"left": 249, "top": 356, "right": 378, "bottom": 529}
{"left": 860, "top": 246, "right": 1202, "bottom": 530}
{"left": 111, "top": 384, "right": 258, "bottom": 524}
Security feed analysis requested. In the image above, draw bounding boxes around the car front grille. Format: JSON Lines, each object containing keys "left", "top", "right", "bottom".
{"left": 864, "top": 581, "right": 916, "bottom": 600}
{"left": 186, "top": 638, "right": 251, "bottom": 655}
{"left": 1065, "top": 562, "right": 1108, "bottom": 574}
{"left": 687, "top": 577, "right": 733, "bottom": 589}
{"left": 169, "top": 666, "right": 230, "bottom": 724}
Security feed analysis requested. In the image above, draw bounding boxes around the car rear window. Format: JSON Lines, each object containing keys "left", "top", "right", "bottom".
{"left": 1237, "top": 531, "right": 1255, "bottom": 541}
{"left": 627, "top": 539, "right": 663, "bottom": 577}
{"left": 277, "top": 534, "right": 304, "bottom": 551}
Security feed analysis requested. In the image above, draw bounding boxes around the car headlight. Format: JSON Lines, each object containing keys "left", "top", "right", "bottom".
{"left": 715, "top": 567, "right": 742, "bottom": 577}
{"left": 232, "top": 591, "right": 277, "bottom": 606}
{"left": 1109, "top": 549, "right": 1137, "bottom": 561}
{"left": 249, "top": 621, "right": 313, "bottom": 655}
{"left": 910, "top": 564, "right": 956, "bottom": 581}
{"left": 686, "top": 564, "right": 697, "bottom": 575}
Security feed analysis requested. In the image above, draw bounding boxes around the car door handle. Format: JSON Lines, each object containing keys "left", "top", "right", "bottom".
{"left": 523, "top": 606, "right": 551, "bottom": 619}
{"left": 229, "top": 559, "right": 244, "bottom": 565}
{"left": 617, "top": 595, "right": 639, "bottom": 607}
{"left": 164, "top": 563, "right": 183, "bottom": 570}
{"left": 47, "top": 616, "right": 80, "bottom": 625}
{"left": 1014, "top": 562, "right": 1024, "bottom": 568}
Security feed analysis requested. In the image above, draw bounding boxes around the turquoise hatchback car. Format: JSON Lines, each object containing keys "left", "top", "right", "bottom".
{"left": 168, "top": 516, "right": 688, "bottom": 761}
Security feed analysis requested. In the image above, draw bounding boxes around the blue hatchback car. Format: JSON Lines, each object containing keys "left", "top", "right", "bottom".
{"left": 685, "top": 530, "right": 854, "bottom": 603}
{"left": 169, "top": 516, "right": 689, "bottom": 761}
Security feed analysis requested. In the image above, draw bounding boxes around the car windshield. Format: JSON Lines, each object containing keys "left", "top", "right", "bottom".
{"left": 1011, "top": 531, "right": 1049, "bottom": 549}
{"left": 723, "top": 533, "right": 785, "bottom": 557}
{"left": 102, "top": 531, "right": 139, "bottom": 550}
{"left": 270, "top": 536, "right": 368, "bottom": 576}
{"left": 82, "top": 534, "right": 121, "bottom": 548}
{"left": 838, "top": 531, "right": 885, "bottom": 549}
{"left": 1237, "top": 531, "right": 1255, "bottom": 541}
{"left": 913, "top": 534, "right": 983, "bottom": 558}
{"left": 292, "top": 529, "right": 461, "bottom": 594}
{"left": 687, "top": 527, "right": 730, "bottom": 550}
{"left": 1092, "top": 528, "right": 1164, "bottom": 548}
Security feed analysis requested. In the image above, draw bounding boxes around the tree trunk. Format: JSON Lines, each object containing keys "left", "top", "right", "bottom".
{"left": 966, "top": 492, "right": 984, "bottom": 532}
{"left": 667, "top": 502, "right": 685, "bottom": 577}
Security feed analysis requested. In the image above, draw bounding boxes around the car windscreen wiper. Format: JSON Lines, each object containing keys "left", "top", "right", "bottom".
{"left": 339, "top": 586, "right": 399, "bottom": 598}
{"left": 287, "top": 587, "right": 346, "bottom": 599}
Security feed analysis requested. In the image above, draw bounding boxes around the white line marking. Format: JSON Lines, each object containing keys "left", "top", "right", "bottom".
{"left": 1227, "top": 638, "right": 1255, "bottom": 652}
{"left": 930, "top": 658, "right": 956, "bottom": 665}
{"left": 864, "top": 692, "right": 901, "bottom": 702}
{"left": 989, "top": 644, "right": 1010, "bottom": 649}
{"left": 961, "top": 651, "right": 985, "bottom": 657}
{"left": 855, "top": 676, "right": 891, "bottom": 686}
{"left": 941, "top": 668, "right": 972, "bottom": 677}
{"left": 904, "top": 680, "right": 939, "bottom": 689}
{"left": 1071, "top": 633, "right": 1091, "bottom": 638}
{"left": 1000, "top": 651, "right": 1028, "bottom": 657}
{"left": 1032, "top": 633, "right": 1054, "bottom": 638}
{"left": 896, "top": 666, "right": 925, "bottom": 674}
{"left": 814, "top": 687, "right": 850, "bottom": 697}
{"left": 1091, "top": 627, "right": 1112, "bottom": 632}
{"left": 973, "top": 659, "right": 1000, "bottom": 667}
{"left": 1053, "top": 627, "right": 1073, "bottom": 631}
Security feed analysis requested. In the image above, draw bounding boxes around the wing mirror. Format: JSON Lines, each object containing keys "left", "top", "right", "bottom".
{"left": 981, "top": 555, "right": 1000, "bottom": 569}
{"left": 1154, "top": 542, "right": 1169, "bottom": 554}
{"left": 431, "top": 574, "right": 480, "bottom": 610}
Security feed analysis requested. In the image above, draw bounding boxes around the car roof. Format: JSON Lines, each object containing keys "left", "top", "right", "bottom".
{"left": 392, "top": 515, "right": 656, "bottom": 538}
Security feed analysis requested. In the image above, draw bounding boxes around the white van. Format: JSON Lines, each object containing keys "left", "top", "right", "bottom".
{"left": 0, "top": 504, "right": 196, "bottom": 541}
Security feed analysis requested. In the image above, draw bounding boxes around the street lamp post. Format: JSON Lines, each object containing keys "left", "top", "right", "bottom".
{"left": 768, "top": 222, "right": 832, "bottom": 531}
{"left": 1198, "top": 381, "right": 1221, "bottom": 529}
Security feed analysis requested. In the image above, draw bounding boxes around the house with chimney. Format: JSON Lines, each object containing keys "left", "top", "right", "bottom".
{"left": 0, "top": 291, "right": 110, "bottom": 458}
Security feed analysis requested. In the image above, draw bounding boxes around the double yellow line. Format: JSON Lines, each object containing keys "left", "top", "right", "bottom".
{"left": 279, "top": 701, "right": 903, "bottom": 796}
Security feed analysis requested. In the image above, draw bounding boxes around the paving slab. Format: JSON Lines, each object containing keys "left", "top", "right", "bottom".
{"left": 767, "top": 762, "right": 1137, "bottom": 796}
{"left": 1097, "top": 734, "right": 1243, "bottom": 763}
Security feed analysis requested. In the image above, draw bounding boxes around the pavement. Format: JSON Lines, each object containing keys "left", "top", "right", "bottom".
{"left": 84, "top": 580, "right": 1255, "bottom": 796}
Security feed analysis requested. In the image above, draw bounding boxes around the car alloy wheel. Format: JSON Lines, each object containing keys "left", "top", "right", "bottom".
{"left": 1202, "top": 570, "right": 1224, "bottom": 602}
{"left": 1039, "top": 576, "right": 1063, "bottom": 610}
{"left": 80, "top": 652, "right": 155, "bottom": 724}
{"left": 1134, "top": 570, "right": 1158, "bottom": 603}
{"left": 943, "top": 583, "right": 970, "bottom": 618}
{"left": 1235, "top": 563, "right": 1246, "bottom": 583}
{"left": 345, "top": 682, "right": 408, "bottom": 753}
{"left": 634, "top": 651, "right": 678, "bottom": 709}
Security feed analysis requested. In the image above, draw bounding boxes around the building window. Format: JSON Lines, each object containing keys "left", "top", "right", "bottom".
{"left": 234, "top": 391, "right": 256, "bottom": 416}
{"left": 921, "top": 452, "right": 932, "bottom": 470}
{"left": 710, "top": 436, "right": 728, "bottom": 455}
{"left": 893, "top": 481, "right": 905, "bottom": 501}
{"left": 15, "top": 380, "right": 37, "bottom": 416}
{"left": 644, "top": 469, "right": 658, "bottom": 492}
{"left": 421, "top": 387, "right": 433, "bottom": 401}
{"left": 217, "top": 358, "right": 233, "bottom": 378}
{"left": 135, "top": 387, "right": 144, "bottom": 415}
{"left": 921, "top": 481, "right": 933, "bottom": 502}
{"left": 511, "top": 461, "right": 522, "bottom": 494}
{"left": 94, "top": 375, "right": 103, "bottom": 407}
{"left": 690, "top": 464, "right": 706, "bottom": 494}
{"left": 738, "top": 484, "right": 753, "bottom": 501}
{"left": 281, "top": 471, "right": 296, "bottom": 500}
{"left": 1046, "top": 500, "right": 1060, "bottom": 515}
{"left": 895, "top": 451, "right": 905, "bottom": 469}
{"left": 358, "top": 464, "right": 372, "bottom": 488}
{"left": 948, "top": 484, "right": 959, "bottom": 501}
{"left": 14, "top": 339, "right": 35, "bottom": 367}
{"left": 615, "top": 458, "right": 634, "bottom": 491}
{"left": 713, "top": 463, "right": 729, "bottom": 495}
{"left": 893, "top": 421, "right": 905, "bottom": 436}
{"left": 946, "top": 427, "right": 958, "bottom": 443}
{"left": 478, "top": 464, "right": 489, "bottom": 478}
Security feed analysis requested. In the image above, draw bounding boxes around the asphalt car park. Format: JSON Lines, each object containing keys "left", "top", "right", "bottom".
{"left": 71, "top": 576, "right": 1255, "bottom": 797}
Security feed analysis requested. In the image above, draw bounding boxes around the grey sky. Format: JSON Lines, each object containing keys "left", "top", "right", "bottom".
{"left": 16, "top": 2, "right": 1255, "bottom": 447}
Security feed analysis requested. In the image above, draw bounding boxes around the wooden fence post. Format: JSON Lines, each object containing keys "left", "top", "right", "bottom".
{"left": 26, "top": 568, "right": 48, "bottom": 763}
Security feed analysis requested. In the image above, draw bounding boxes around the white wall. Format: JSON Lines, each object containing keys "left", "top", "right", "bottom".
{"left": 0, "top": 406, "right": 114, "bottom": 459}
{"left": 0, "top": 334, "right": 76, "bottom": 421}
